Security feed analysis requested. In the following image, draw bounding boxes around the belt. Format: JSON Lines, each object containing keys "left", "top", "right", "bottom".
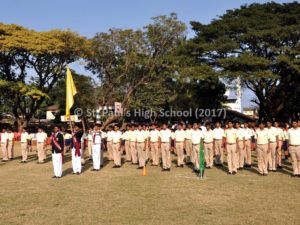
{"left": 185, "top": 139, "right": 191, "bottom": 140}
{"left": 137, "top": 142, "right": 144, "bottom": 143}
{"left": 192, "top": 143, "right": 200, "bottom": 145}
{"left": 161, "top": 142, "right": 169, "bottom": 143}
{"left": 37, "top": 142, "right": 44, "bottom": 143}
{"left": 215, "top": 139, "right": 222, "bottom": 140}
{"left": 226, "top": 143, "right": 236, "bottom": 145}
{"left": 176, "top": 141, "right": 184, "bottom": 143}
{"left": 151, "top": 141, "right": 158, "bottom": 143}
{"left": 113, "top": 142, "right": 120, "bottom": 144}
{"left": 289, "top": 145, "right": 300, "bottom": 147}
{"left": 270, "top": 141, "right": 276, "bottom": 143}
{"left": 204, "top": 142, "right": 213, "bottom": 144}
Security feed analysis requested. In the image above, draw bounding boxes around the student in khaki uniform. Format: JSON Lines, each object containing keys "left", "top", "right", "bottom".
{"left": 191, "top": 123, "right": 204, "bottom": 173}
{"left": 235, "top": 122, "right": 245, "bottom": 170}
{"left": 255, "top": 122, "right": 270, "bottom": 176}
{"left": 136, "top": 125, "right": 147, "bottom": 169}
{"left": 36, "top": 128, "right": 47, "bottom": 163}
{"left": 159, "top": 124, "right": 172, "bottom": 171}
{"left": 122, "top": 125, "right": 131, "bottom": 162}
{"left": 143, "top": 124, "right": 150, "bottom": 162}
{"left": 129, "top": 124, "right": 138, "bottom": 165}
{"left": 106, "top": 126, "right": 114, "bottom": 161}
{"left": 266, "top": 121, "right": 278, "bottom": 172}
{"left": 7, "top": 128, "right": 14, "bottom": 160}
{"left": 20, "top": 128, "right": 29, "bottom": 163}
{"left": 112, "top": 125, "right": 122, "bottom": 168}
{"left": 0, "top": 128, "right": 8, "bottom": 161}
{"left": 174, "top": 123, "right": 185, "bottom": 167}
{"left": 274, "top": 122, "right": 284, "bottom": 169}
{"left": 213, "top": 122, "right": 225, "bottom": 166}
{"left": 203, "top": 123, "right": 214, "bottom": 168}
{"left": 184, "top": 124, "right": 193, "bottom": 165}
{"left": 287, "top": 121, "right": 300, "bottom": 177}
{"left": 224, "top": 121, "right": 238, "bottom": 175}
{"left": 243, "top": 122, "right": 255, "bottom": 167}
{"left": 149, "top": 124, "right": 160, "bottom": 166}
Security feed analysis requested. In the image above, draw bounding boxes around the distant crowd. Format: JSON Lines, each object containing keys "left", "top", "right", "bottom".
{"left": 1, "top": 120, "right": 300, "bottom": 179}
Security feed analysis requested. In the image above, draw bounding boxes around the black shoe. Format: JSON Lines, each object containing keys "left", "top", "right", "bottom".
{"left": 91, "top": 169, "right": 97, "bottom": 171}
{"left": 227, "top": 172, "right": 232, "bottom": 175}
{"left": 277, "top": 165, "right": 282, "bottom": 169}
{"left": 259, "top": 173, "right": 264, "bottom": 176}
{"left": 291, "top": 174, "right": 297, "bottom": 177}
{"left": 232, "top": 171, "right": 237, "bottom": 175}
{"left": 264, "top": 173, "right": 268, "bottom": 176}
{"left": 137, "top": 167, "right": 143, "bottom": 169}
{"left": 52, "top": 176, "right": 57, "bottom": 178}
{"left": 167, "top": 168, "right": 171, "bottom": 172}
{"left": 77, "top": 172, "right": 80, "bottom": 175}
{"left": 180, "top": 165, "right": 184, "bottom": 168}
{"left": 72, "top": 172, "right": 76, "bottom": 174}
{"left": 112, "top": 165, "right": 118, "bottom": 168}
{"left": 56, "top": 176, "right": 61, "bottom": 179}
{"left": 176, "top": 165, "right": 180, "bottom": 167}
{"left": 162, "top": 169, "right": 167, "bottom": 172}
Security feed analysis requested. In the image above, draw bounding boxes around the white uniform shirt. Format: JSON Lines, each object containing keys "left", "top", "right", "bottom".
{"left": 143, "top": 130, "right": 150, "bottom": 140}
{"left": 87, "top": 132, "right": 93, "bottom": 141}
{"left": 112, "top": 131, "right": 122, "bottom": 143}
{"left": 129, "top": 130, "right": 137, "bottom": 142}
{"left": 93, "top": 132, "right": 102, "bottom": 144}
{"left": 287, "top": 128, "right": 300, "bottom": 146}
{"left": 106, "top": 131, "right": 113, "bottom": 142}
{"left": 267, "top": 127, "right": 277, "bottom": 142}
{"left": 224, "top": 128, "right": 237, "bottom": 144}
{"left": 150, "top": 129, "right": 160, "bottom": 142}
{"left": 136, "top": 130, "right": 147, "bottom": 142}
{"left": 236, "top": 128, "right": 245, "bottom": 141}
{"left": 101, "top": 130, "right": 107, "bottom": 139}
{"left": 160, "top": 129, "right": 172, "bottom": 143}
{"left": 36, "top": 132, "right": 47, "bottom": 143}
{"left": 276, "top": 128, "right": 284, "bottom": 141}
{"left": 255, "top": 129, "right": 269, "bottom": 145}
{"left": 213, "top": 128, "right": 224, "bottom": 140}
{"left": 191, "top": 129, "right": 204, "bottom": 145}
{"left": 121, "top": 131, "right": 130, "bottom": 141}
{"left": 203, "top": 129, "right": 214, "bottom": 143}
{"left": 21, "top": 132, "right": 29, "bottom": 143}
{"left": 7, "top": 132, "right": 14, "bottom": 141}
{"left": 0, "top": 132, "right": 8, "bottom": 143}
{"left": 174, "top": 129, "right": 186, "bottom": 142}
{"left": 64, "top": 133, "right": 72, "bottom": 140}
{"left": 244, "top": 128, "right": 255, "bottom": 140}
{"left": 185, "top": 129, "right": 192, "bottom": 140}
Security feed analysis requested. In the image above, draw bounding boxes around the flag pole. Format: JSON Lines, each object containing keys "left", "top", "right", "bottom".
{"left": 199, "top": 138, "right": 205, "bottom": 179}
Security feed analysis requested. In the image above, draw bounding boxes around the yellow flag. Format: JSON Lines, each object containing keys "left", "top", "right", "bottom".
{"left": 65, "top": 67, "right": 77, "bottom": 116}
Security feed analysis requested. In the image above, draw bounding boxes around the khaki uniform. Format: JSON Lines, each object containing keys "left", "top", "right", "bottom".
{"left": 122, "top": 131, "right": 131, "bottom": 161}
{"left": 0, "top": 132, "right": 8, "bottom": 161}
{"left": 276, "top": 127, "right": 285, "bottom": 167}
{"left": 112, "top": 131, "right": 122, "bottom": 166}
{"left": 160, "top": 129, "right": 172, "bottom": 169}
{"left": 244, "top": 128, "right": 254, "bottom": 165}
{"left": 136, "top": 130, "right": 147, "bottom": 167}
{"left": 287, "top": 128, "right": 300, "bottom": 175}
{"left": 255, "top": 129, "right": 269, "bottom": 175}
{"left": 143, "top": 130, "right": 150, "bottom": 161}
{"left": 236, "top": 128, "right": 245, "bottom": 168}
{"left": 174, "top": 129, "right": 185, "bottom": 166}
{"left": 224, "top": 128, "right": 237, "bottom": 173}
{"left": 20, "top": 132, "right": 29, "bottom": 162}
{"left": 36, "top": 132, "right": 47, "bottom": 162}
{"left": 129, "top": 130, "right": 138, "bottom": 164}
{"left": 213, "top": 128, "right": 224, "bottom": 165}
{"left": 267, "top": 127, "right": 278, "bottom": 171}
{"left": 184, "top": 129, "right": 193, "bottom": 163}
{"left": 203, "top": 129, "right": 214, "bottom": 168}
{"left": 7, "top": 132, "right": 14, "bottom": 159}
{"left": 106, "top": 131, "right": 113, "bottom": 161}
{"left": 150, "top": 129, "right": 160, "bottom": 166}
{"left": 191, "top": 129, "right": 204, "bottom": 170}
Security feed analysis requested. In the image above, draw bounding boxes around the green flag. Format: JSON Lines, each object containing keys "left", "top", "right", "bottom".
{"left": 199, "top": 138, "right": 205, "bottom": 178}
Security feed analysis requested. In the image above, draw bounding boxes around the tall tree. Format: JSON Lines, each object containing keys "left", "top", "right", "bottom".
{"left": 0, "top": 23, "right": 86, "bottom": 130}
{"left": 86, "top": 13, "right": 186, "bottom": 126}
{"left": 189, "top": 2, "right": 300, "bottom": 120}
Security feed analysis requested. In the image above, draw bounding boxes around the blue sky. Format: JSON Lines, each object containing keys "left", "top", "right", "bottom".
{"left": 0, "top": 0, "right": 294, "bottom": 107}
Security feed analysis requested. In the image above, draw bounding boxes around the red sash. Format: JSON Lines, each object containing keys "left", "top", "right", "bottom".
{"left": 52, "top": 132, "right": 64, "bottom": 163}
{"left": 73, "top": 133, "right": 81, "bottom": 157}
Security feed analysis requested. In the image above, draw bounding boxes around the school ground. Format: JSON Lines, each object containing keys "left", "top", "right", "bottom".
{"left": 0, "top": 143, "right": 299, "bottom": 225}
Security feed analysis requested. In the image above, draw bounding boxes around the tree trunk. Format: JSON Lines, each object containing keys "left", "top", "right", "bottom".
{"left": 16, "top": 117, "right": 28, "bottom": 132}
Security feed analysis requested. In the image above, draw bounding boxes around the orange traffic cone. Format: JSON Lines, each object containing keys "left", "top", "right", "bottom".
{"left": 142, "top": 166, "right": 147, "bottom": 176}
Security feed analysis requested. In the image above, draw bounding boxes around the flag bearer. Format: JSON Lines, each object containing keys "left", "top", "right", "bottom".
{"left": 191, "top": 123, "right": 204, "bottom": 173}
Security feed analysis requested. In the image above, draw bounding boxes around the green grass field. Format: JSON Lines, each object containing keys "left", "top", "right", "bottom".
{"left": 0, "top": 143, "right": 299, "bottom": 225}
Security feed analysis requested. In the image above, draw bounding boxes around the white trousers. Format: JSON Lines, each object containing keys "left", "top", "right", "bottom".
{"left": 52, "top": 153, "right": 62, "bottom": 177}
{"left": 72, "top": 148, "right": 82, "bottom": 173}
{"left": 92, "top": 144, "right": 101, "bottom": 170}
